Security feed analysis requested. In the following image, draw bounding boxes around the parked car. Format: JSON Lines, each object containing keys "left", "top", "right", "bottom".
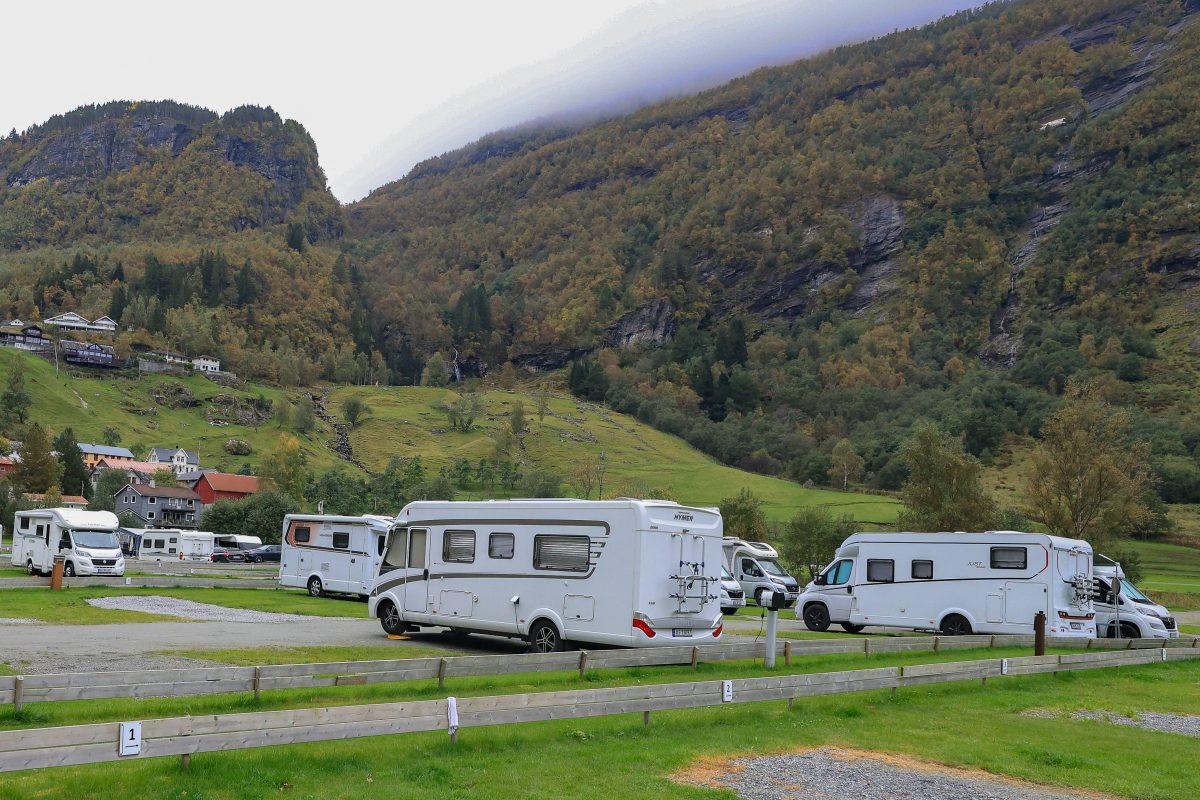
{"left": 245, "top": 544, "right": 282, "bottom": 563}
{"left": 210, "top": 547, "right": 247, "bottom": 563}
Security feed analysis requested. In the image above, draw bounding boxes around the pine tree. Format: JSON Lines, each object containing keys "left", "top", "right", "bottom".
{"left": 13, "top": 424, "right": 61, "bottom": 493}
{"left": 52, "top": 427, "right": 89, "bottom": 497}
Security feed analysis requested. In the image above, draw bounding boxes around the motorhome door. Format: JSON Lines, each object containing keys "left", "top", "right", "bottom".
{"left": 403, "top": 528, "right": 429, "bottom": 613}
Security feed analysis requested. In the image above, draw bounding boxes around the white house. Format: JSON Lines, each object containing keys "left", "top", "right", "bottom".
{"left": 148, "top": 447, "right": 200, "bottom": 476}
{"left": 44, "top": 311, "right": 91, "bottom": 331}
{"left": 90, "top": 316, "right": 118, "bottom": 333}
{"left": 149, "top": 350, "right": 191, "bottom": 366}
{"left": 192, "top": 355, "right": 220, "bottom": 373}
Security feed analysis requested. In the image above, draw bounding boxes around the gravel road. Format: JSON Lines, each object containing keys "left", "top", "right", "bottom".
{"left": 86, "top": 595, "right": 326, "bottom": 623}
{"left": 677, "top": 748, "right": 1106, "bottom": 800}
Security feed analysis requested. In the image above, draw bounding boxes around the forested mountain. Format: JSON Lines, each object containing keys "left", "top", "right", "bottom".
{"left": 345, "top": 0, "right": 1200, "bottom": 501}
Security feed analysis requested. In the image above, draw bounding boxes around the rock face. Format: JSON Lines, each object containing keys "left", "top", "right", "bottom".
{"left": 606, "top": 299, "right": 675, "bottom": 348}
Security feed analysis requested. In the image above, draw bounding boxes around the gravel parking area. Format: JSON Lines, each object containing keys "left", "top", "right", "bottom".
{"left": 674, "top": 748, "right": 1106, "bottom": 800}
{"left": 4, "top": 653, "right": 224, "bottom": 675}
{"left": 1072, "top": 710, "right": 1200, "bottom": 737}
{"left": 0, "top": 617, "right": 38, "bottom": 625}
{"left": 86, "top": 595, "right": 338, "bottom": 623}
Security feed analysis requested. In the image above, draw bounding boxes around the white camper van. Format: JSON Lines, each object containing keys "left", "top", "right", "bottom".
{"left": 368, "top": 499, "right": 725, "bottom": 651}
{"left": 722, "top": 538, "right": 801, "bottom": 607}
{"left": 120, "top": 528, "right": 185, "bottom": 559}
{"left": 797, "top": 531, "right": 1096, "bottom": 637}
{"left": 280, "top": 514, "right": 391, "bottom": 597}
{"left": 1093, "top": 563, "right": 1177, "bottom": 639}
{"left": 10, "top": 508, "right": 124, "bottom": 577}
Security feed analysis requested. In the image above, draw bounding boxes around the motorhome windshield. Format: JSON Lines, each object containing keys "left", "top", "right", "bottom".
{"left": 760, "top": 559, "right": 788, "bottom": 577}
{"left": 71, "top": 530, "right": 119, "bottom": 549}
{"left": 722, "top": 566, "right": 733, "bottom": 580}
{"left": 1119, "top": 579, "right": 1151, "bottom": 603}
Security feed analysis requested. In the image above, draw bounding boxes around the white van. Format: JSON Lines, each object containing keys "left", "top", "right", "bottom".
{"left": 1093, "top": 563, "right": 1177, "bottom": 639}
{"left": 722, "top": 537, "right": 800, "bottom": 607}
{"left": 11, "top": 508, "right": 124, "bottom": 577}
{"left": 718, "top": 565, "right": 746, "bottom": 615}
{"left": 797, "top": 531, "right": 1096, "bottom": 637}
{"left": 368, "top": 499, "right": 725, "bottom": 651}
{"left": 280, "top": 514, "right": 390, "bottom": 597}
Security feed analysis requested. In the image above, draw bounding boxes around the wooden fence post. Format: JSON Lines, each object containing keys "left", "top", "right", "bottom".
{"left": 864, "top": 639, "right": 871, "bottom": 658}
{"left": 643, "top": 710, "right": 651, "bottom": 726}
{"left": 437, "top": 658, "right": 448, "bottom": 690}
{"left": 690, "top": 646, "right": 700, "bottom": 669}
{"left": 784, "top": 641, "right": 792, "bottom": 667}
{"left": 933, "top": 636, "right": 940, "bottom": 653}
{"left": 180, "top": 754, "right": 191, "bottom": 771}
{"left": 578, "top": 651, "right": 589, "bottom": 679}
{"left": 253, "top": 666, "right": 262, "bottom": 701}
{"left": 12, "top": 676, "right": 23, "bottom": 715}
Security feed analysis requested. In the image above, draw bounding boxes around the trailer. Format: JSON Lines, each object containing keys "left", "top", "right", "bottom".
{"left": 11, "top": 508, "right": 124, "bottom": 577}
{"left": 796, "top": 531, "right": 1095, "bottom": 637}
{"left": 367, "top": 499, "right": 725, "bottom": 651}
{"left": 280, "top": 514, "right": 391, "bottom": 597}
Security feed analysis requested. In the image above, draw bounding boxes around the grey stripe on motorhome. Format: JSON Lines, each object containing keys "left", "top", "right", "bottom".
{"left": 372, "top": 567, "right": 597, "bottom": 596}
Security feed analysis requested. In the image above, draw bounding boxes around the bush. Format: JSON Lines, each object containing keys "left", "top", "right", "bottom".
{"left": 519, "top": 470, "right": 564, "bottom": 498}
{"left": 224, "top": 439, "right": 252, "bottom": 456}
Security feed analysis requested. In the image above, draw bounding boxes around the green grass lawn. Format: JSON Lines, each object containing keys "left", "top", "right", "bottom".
{"left": 1127, "top": 541, "right": 1200, "bottom": 607}
{"left": 0, "top": 586, "right": 368, "bottom": 624}
{"left": 0, "top": 567, "right": 27, "bottom": 578}
{"left": 0, "top": 656, "right": 1195, "bottom": 799}
{"left": 334, "top": 385, "right": 901, "bottom": 524}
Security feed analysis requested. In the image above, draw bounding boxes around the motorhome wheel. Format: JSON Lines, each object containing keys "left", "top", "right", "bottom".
{"left": 803, "top": 603, "right": 831, "bottom": 632}
{"left": 840, "top": 623, "right": 866, "bottom": 633}
{"left": 26, "top": 560, "right": 37, "bottom": 577}
{"left": 940, "top": 614, "right": 972, "bottom": 636}
{"left": 63, "top": 562, "right": 76, "bottom": 577}
{"left": 529, "top": 620, "right": 564, "bottom": 653}
{"left": 307, "top": 576, "right": 324, "bottom": 597}
{"left": 1112, "top": 622, "right": 1140, "bottom": 639}
{"left": 378, "top": 601, "right": 405, "bottom": 635}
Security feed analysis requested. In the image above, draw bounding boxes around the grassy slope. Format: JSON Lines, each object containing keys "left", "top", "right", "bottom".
{"left": 0, "top": 348, "right": 345, "bottom": 478}
{"left": 0, "top": 658, "right": 1196, "bottom": 799}
{"left": 334, "top": 385, "right": 901, "bottom": 524}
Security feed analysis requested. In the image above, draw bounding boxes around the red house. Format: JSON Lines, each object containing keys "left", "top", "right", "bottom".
{"left": 0, "top": 457, "right": 13, "bottom": 479}
{"left": 194, "top": 473, "right": 260, "bottom": 505}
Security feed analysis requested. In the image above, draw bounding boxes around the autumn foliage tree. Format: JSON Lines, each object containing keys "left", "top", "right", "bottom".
{"left": 898, "top": 422, "right": 996, "bottom": 532}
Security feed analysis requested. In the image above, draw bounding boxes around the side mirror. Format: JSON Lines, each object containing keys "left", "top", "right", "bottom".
{"left": 59, "top": 537, "right": 71, "bottom": 551}
{"left": 814, "top": 574, "right": 827, "bottom": 586}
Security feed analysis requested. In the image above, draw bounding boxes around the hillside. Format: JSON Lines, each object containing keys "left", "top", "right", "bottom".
{"left": 345, "top": 0, "right": 1200, "bottom": 506}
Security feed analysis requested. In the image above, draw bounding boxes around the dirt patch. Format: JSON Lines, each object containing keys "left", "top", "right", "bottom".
{"left": 672, "top": 747, "right": 1117, "bottom": 800}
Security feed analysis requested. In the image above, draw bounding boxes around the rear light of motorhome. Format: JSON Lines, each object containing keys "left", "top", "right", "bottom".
{"left": 632, "top": 618, "right": 657, "bottom": 638}
{"left": 712, "top": 624, "right": 723, "bottom": 638}
{"left": 1058, "top": 611, "right": 1095, "bottom": 620}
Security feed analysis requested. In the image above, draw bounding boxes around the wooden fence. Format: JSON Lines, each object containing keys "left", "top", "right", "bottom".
{"left": 2, "top": 634, "right": 1195, "bottom": 711}
{"left": 0, "top": 646, "right": 1195, "bottom": 773}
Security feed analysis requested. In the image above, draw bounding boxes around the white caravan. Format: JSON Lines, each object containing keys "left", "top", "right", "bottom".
{"left": 368, "top": 499, "right": 725, "bottom": 651}
{"left": 120, "top": 528, "right": 185, "bottom": 559}
{"left": 722, "top": 538, "right": 801, "bottom": 607}
{"left": 797, "top": 531, "right": 1096, "bottom": 637}
{"left": 1093, "top": 563, "right": 1178, "bottom": 639}
{"left": 280, "top": 514, "right": 391, "bottom": 597}
{"left": 10, "top": 508, "right": 124, "bottom": 577}
{"left": 178, "top": 531, "right": 216, "bottom": 561}
{"left": 213, "top": 534, "right": 263, "bottom": 552}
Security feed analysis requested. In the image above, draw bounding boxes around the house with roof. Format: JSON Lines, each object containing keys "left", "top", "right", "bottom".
{"left": 0, "top": 456, "right": 14, "bottom": 479}
{"left": 0, "top": 325, "right": 52, "bottom": 353}
{"left": 90, "top": 316, "right": 118, "bottom": 333}
{"left": 114, "top": 482, "right": 203, "bottom": 528}
{"left": 192, "top": 355, "right": 220, "bottom": 373}
{"left": 89, "top": 458, "right": 166, "bottom": 491}
{"left": 59, "top": 340, "right": 118, "bottom": 368}
{"left": 194, "top": 473, "right": 260, "bottom": 505}
{"left": 148, "top": 447, "right": 200, "bottom": 476}
{"left": 23, "top": 493, "right": 88, "bottom": 510}
{"left": 43, "top": 311, "right": 91, "bottom": 331}
{"left": 77, "top": 443, "right": 136, "bottom": 470}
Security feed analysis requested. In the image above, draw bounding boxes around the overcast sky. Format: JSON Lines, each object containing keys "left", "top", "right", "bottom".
{"left": 3, "top": 1, "right": 982, "bottom": 202}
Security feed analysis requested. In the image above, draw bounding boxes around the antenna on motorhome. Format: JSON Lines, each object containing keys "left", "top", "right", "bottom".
{"left": 317, "top": 500, "right": 324, "bottom": 514}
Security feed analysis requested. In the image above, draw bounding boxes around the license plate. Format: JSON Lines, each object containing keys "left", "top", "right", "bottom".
{"left": 1070, "top": 623, "right": 1082, "bottom": 630}
{"left": 672, "top": 628, "right": 694, "bottom": 637}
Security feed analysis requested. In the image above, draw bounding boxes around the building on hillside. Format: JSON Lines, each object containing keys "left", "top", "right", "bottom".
{"left": 0, "top": 325, "right": 52, "bottom": 353}
{"left": 192, "top": 355, "right": 220, "bottom": 373}
{"left": 89, "top": 458, "right": 164, "bottom": 490}
{"left": 148, "top": 447, "right": 200, "bottom": 476}
{"left": 176, "top": 468, "right": 217, "bottom": 489}
{"left": 77, "top": 443, "right": 135, "bottom": 469}
{"left": 90, "top": 316, "right": 118, "bottom": 333}
{"left": 43, "top": 312, "right": 91, "bottom": 331}
{"left": 194, "top": 472, "right": 259, "bottom": 505}
{"left": 114, "top": 483, "right": 203, "bottom": 528}
{"left": 149, "top": 350, "right": 191, "bottom": 366}
{"left": 0, "top": 457, "right": 13, "bottom": 479}
{"left": 137, "top": 350, "right": 192, "bottom": 375}
{"left": 23, "top": 493, "right": 88, "bottom": 510}
{"left": 59, "top": 340, "right": 118, "bottom": 368}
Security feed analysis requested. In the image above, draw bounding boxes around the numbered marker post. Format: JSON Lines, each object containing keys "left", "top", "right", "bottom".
{"left": 722, "top": 680, "right": 733, "bottom": 702}
{"left": 118, "top": 722, "right": 142, "bottom": 756}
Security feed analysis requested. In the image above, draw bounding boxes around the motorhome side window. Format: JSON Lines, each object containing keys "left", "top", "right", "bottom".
{"left": 332, "top": 532, "right": 350, "bottom": 549}
{"left": 294, "top": 526, "right": 311, "bottom": 543}
{"left": 443, "top": 530, "right": 476, "bottom": 563}
{"left": 488, "top": 532, "right": 515, "bottom": 559}
{"left": 866, "top": 559, "right": 894, "bottom": 583}
{"left": 911, "top": 560, "right": 933, "bottom": 580}
{"left": 990, "top": 547, "right": 1027, "bottom": 570}
{"left": 533, "top": 535, "right": 589, "bottom": 572}
{"left": 824, "top": 559, "right": 852, "bottom": 585}
{"left": 19, "top": 517, "right": 29, "bottom": 530}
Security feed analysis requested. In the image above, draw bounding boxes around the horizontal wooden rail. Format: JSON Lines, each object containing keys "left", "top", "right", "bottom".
{"left": 1, "top": 634, "right": 1195, "bottom": 708}
{"left": 0, "top": 647, "right": 1194, "bottom": 773}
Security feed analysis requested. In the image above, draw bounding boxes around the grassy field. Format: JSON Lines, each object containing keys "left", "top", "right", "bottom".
{"left": 0, "top": 655, "right": 1195, "bottom": 799}
{"left": 1128, "top": 540, "right": 1200, "bottom": 598}
{"left": 333, "top": 385, "right": 901, "bottom": 524}
{"left": 0, "top": 347, "right": 345, "bottom": 477}
{"left": 0, "top": 586, "right": 369, "bottom": 624}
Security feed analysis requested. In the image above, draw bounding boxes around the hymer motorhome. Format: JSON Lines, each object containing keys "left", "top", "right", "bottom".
{"left": 280, "top": 513, "right": 391, "bottom": 597}
{"left": 797, "top": 531, "right": 1096, "bottom": 637}
{"left": 368, "top": 499, "right": 725, "bottom": 651}
{"left": 11, "top": 508, "right": 124, "bottom": 577}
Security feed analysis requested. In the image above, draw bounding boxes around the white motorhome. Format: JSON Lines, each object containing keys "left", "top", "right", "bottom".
{"left": 280, "top": 514, "right": 391, "bottom": 597}
{"left": 213, "top": 534, "right": 263, "bottom": 552}
{"left": 1093, "top": 562, "right": 1178, "bottom": 639}
{"left": 178, "top": 531, "right": 216, "bottom": 561}
{"left": 368, "top": 499, "right": 725, "bottom": 651}
{"left": 718, "top": 565, "right": 746, "bottom": 615}
{"left": 10, "top": 508, "right": 124, "bottom": 577}
{"left": 797, "top": 531, "right": 1096, "bottom": 637}
{"left": 722, "top": 538, "right": 801, "bottom": 607}
{"left": 119, "top": 528, "right": 188, "bottom": 560}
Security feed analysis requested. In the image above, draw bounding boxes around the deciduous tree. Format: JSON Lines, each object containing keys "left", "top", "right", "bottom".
{"left": 898, "top": 422, "right": 996, "bottom": 532}
{"left": 828, "top": 438, "right": 864, "bottom": 491}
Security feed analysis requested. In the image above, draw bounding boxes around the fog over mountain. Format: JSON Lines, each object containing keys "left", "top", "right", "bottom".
{"left": 338, "top": 0, "right": 984, "bottom": 201}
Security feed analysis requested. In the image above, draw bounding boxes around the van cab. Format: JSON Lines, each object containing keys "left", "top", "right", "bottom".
{"left": 722, "top": 537, "right": 800, "bottom": 607}
{"left": 1093, "top": 565, "right": 1177, "bottom": 639}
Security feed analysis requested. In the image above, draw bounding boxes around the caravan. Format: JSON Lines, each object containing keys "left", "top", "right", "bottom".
{"left": 368, "top": 499, "right": 725, "bottom": 651}
{"left": 10, "top": 508, "right": 124, "bottom": 577}
{"left": 796, "top": 531, "right": 1096, "bottom": 637}
{"left": 280, "top": 514, "right": 391, "bottom": 597}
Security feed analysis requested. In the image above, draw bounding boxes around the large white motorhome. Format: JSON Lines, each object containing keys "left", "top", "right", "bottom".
{"left": 722, "top": 538, "right": 801, "bottom": 607}
{"left": 368, "top": 499, "right": 725, "bottom": 651}
{"left": 797, "top": 531, "right": 1096, "bottom": 637}
{"left": 10, "top": 508, "right": 124, "bottom": 577}
{"left": 280, "top": 514, "right": 391, "bottom": 597}
{"left": 1093, "top": 562, "right": 1178, "bottom": 639}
